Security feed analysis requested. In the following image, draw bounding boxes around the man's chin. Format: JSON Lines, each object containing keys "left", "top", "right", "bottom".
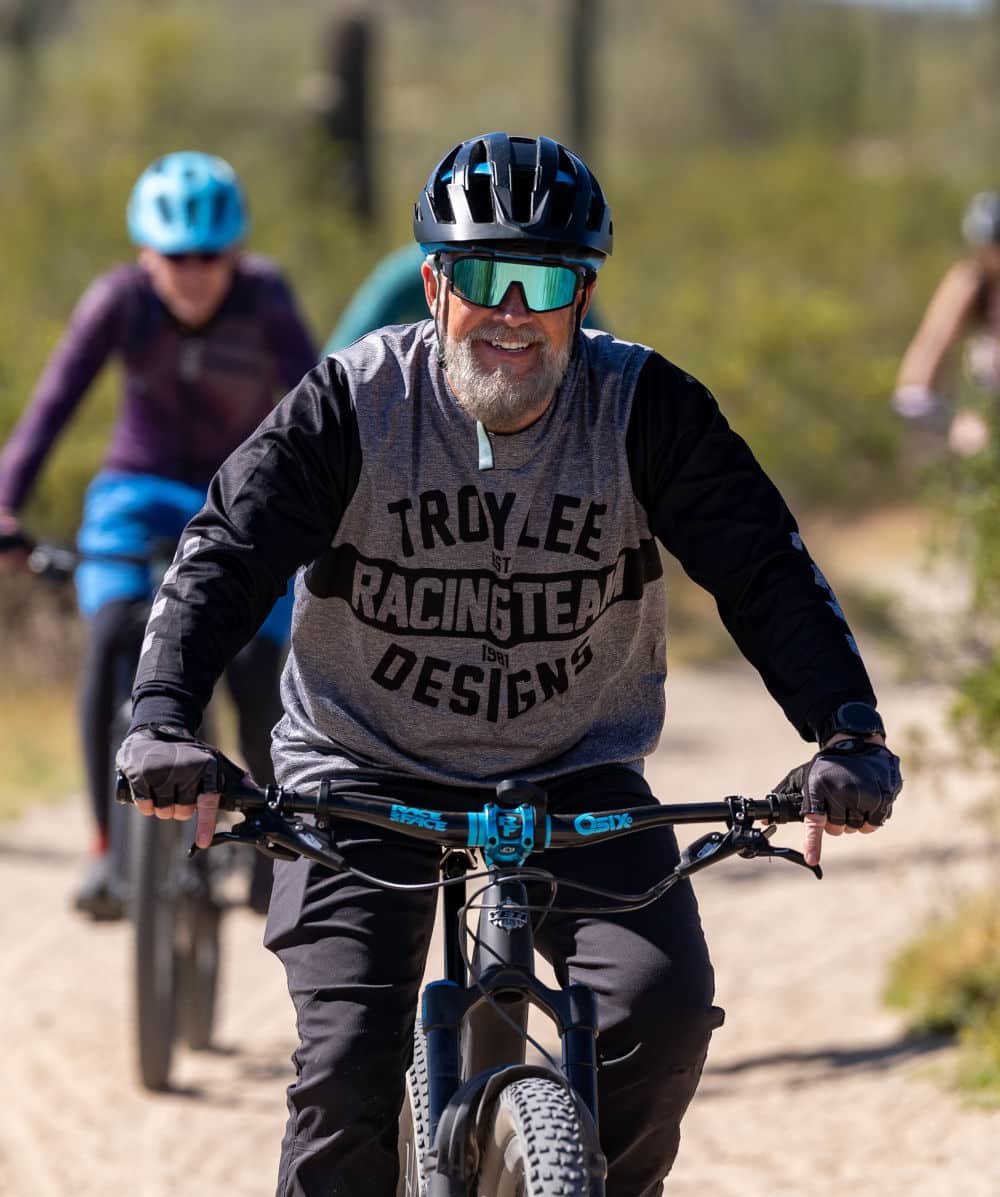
{"left": 172, "top": 300, "right": 217, "bottom": 327}
{"left": 444, "top": 333, "right": 569, "bottom": 428}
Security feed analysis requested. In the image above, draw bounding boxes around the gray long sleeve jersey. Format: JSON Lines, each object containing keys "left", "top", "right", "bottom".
{"left": 131, "top": 321, "right": 876, "bottom": 790}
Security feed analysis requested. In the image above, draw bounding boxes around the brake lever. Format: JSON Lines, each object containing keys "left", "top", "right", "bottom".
{"left": 677, "top": 822, "right": 822, "bottom": 881}
{"left": 735, "top": 827, "right": 822, "bottom": 880}
{"left": 676, "top": 829, "right": 741, "bottom": 877}
{"left": 192, "top": 809, "right": 350, "bottom": 872}
{"left": 201, "top": 823, "right": 301, "bottom": 862}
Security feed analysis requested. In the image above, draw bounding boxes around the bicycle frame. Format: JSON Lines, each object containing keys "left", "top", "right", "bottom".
{"left": 420, "top": 852, "right": 604, "bottom": 1190}
{"left": 123, "top": 773, "right": 818, "bottom": 1192}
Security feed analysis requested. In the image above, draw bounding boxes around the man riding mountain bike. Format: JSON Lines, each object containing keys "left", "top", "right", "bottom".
{"left": 116, "top": 132, "right": 901, "bottom": 1196}
{"left": 0, "top": 151, "right": 317, "bottom": 917}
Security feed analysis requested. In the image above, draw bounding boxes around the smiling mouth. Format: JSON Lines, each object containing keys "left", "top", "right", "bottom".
{"left": 475, "top": 334, "right": 542, "bottom": 353}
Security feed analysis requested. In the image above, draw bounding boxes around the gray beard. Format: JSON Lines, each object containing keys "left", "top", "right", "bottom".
{"left": 443, "top": 327, "right": 571, "bottom": 431}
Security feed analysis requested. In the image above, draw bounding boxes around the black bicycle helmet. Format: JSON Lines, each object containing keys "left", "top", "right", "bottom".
{"left": 962, "top": 191, "right": 1000, "bottom": 247}
{"left": 413, "top": 132, "right": 613, "bottom": 266}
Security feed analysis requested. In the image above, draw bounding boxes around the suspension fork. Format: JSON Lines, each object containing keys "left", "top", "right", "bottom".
{"left": 423, "top": 859, "right": 601, "bottom": 1145}
{"left": 461, "top": 871, "right": 534, "bottom": 1080}
{"left": 438, "top": 854, "right": 533, "bottom": 1080}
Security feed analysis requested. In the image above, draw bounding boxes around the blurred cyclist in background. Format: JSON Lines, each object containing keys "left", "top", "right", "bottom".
{"left": 893, "top": 190, "right": 1000, "bottom": 457}
{"left": 0, "top": 151, "right": 317, "bottom": 917}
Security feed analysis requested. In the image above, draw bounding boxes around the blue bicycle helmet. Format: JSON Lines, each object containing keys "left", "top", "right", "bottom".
{"left": 127, "top": 151, "right": 248, "bottom": 253}
{"left": 414, "top": 133, "right": 613, "bottom": 268}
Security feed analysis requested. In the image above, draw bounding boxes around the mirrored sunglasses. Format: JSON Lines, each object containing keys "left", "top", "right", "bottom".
{"left": 441, "top": 254, "right": 587, "bottom": 313}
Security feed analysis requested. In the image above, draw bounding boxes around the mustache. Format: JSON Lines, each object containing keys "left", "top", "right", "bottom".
{"left": 466, "top": 326, "right": 546, "bottom": 349}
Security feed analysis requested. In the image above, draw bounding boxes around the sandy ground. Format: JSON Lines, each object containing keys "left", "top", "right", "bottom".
{"left": 0, "top": 553, "right": 998, "bottom": 1195}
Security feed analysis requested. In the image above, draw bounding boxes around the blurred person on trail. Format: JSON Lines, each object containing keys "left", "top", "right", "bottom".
{"left": 0, "top": 151, "right": 317, "bottom": 919}
{"left": 893, "top": 190, "right": 1000, "bottom": 457}
{"left": 115, "top": 132, "right": 901, "bottom": 1195}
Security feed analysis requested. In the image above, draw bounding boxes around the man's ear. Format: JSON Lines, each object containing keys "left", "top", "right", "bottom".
{"left": 576, "top": 276, "right": 597, "bottom": 325}
{"left": 421, "top": 260, "right": 439, "bottom": 314}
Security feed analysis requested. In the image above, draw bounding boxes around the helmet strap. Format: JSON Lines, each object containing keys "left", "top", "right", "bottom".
{"left": 431, "top": 255, "right": 448, "bottom": 367}
{"left": 569, "top": 276, "right": 592, "bottom": 359}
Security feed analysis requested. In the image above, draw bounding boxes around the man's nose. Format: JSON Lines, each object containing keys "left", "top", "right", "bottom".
{"left": 494, "top": 282, "right": 532, "bottom": 319}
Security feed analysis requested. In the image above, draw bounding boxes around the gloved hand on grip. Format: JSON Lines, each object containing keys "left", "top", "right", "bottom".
{"left": 773, "top": 739, "right": 902, "bottom": 867}
{"left": 116, "top": 724, "right": 248, "bottom": 848}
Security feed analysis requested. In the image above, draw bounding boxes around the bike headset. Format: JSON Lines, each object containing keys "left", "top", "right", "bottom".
{"left": 127, "top": 151, "right": 248, "bottom": 254}
{"left": 413, "top": 132, "right": 613, "bottom": 367}
{"left": 962, "top": 191, "right": 1000, "bottom": 247}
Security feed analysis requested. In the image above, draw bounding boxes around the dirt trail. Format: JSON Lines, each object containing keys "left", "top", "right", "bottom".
{"left": 1, "top": 580, "right": 998, "bottom": 1194}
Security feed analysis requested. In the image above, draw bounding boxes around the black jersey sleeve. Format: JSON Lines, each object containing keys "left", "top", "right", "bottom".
{"left": 130, "top": 357, "right": 362, "bottom": 731}
{"left": 626, "top": 353, "right": 876, "bottom": 741}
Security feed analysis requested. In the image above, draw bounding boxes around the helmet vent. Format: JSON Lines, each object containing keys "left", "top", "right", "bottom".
{"left": 547, "top": 177, "right": 575, "bottom": 230}
{"left": 466, "top": 142, "right": 494, "bottom": 223}
{"left": 510, "top": 167, "right": 535, "bottom": 223}
{"left": 184, "top": 196, "right": 198, "bottom": 229}
{"left": 586, "top": 185, "right": 605, "bottom": 232}
{"left": 466, "top": 170, "right": 494, "bottom": 223}
{"left": 155, "top": 195, "right": 171, "bottom": 225}
{"left": 210, "top": 190, "right": 230, "bottom": 233}
{"left": 431, "top": 150, "right": 459, "bottom": 224}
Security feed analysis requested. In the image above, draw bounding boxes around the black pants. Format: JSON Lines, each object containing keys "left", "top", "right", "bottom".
{"left": 79, "top": 598, "right": 284, "bottom": 835}
{"left": 264, "top": 766, "right": 722, "bottom": 1197}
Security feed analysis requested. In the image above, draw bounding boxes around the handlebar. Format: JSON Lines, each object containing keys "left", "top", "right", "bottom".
{"left": 116, "top": 773, "right": 819, "bottom": 880}
{"left": 217, "top": 777, "right": 802, "bottom": 844}
{"left": 0, "top": 534, "right": 180, "bottom": 583}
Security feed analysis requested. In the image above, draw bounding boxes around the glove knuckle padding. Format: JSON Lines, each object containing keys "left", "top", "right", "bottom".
{"left": 775, "top": 740, "right": 902, "bottom": 827}
{"left": 116, "top": 725, "right": 242, "bottom": 809}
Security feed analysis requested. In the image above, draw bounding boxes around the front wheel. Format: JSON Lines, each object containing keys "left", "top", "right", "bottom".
{"left": 130, "top": 813, "right": 183, "bottom": 1090}
{"left": 177, "top": 890, "right": 221, "bottom": 1051}
{"left": 476, "top": 1077, "right": 594, "bottom": 1197}
{"left": 397, "top": 1020, "right": 430, "bottom": 1197}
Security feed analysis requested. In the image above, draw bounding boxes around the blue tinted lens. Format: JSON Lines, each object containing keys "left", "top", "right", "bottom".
{"left": 449, "top": 257, "right": 580, "bottom": 311}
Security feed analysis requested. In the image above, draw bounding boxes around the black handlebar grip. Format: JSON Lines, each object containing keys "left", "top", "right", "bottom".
{"left": 767, "top": 791, "right": 804, "bottom": 821}
{"left": 0, "top": 531, "right": 32, "bottom": 552}
{"left": 115, "top": 770, "right": 135, "bottom": 805}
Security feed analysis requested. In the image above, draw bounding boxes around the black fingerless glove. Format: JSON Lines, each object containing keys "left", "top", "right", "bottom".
{"left": 774, "top": 739, "right": 902, "bottom": 828}
{"left": 115, "top": 724, "right": 245, "bottom": 808}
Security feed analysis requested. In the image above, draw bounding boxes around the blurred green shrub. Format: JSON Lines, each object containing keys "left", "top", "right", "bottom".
{"left": 885, "top": 889, "right": 1000, "bottom": 1102}
{"left": 886, "top": 890, "right": 1000, "bottom": 1035}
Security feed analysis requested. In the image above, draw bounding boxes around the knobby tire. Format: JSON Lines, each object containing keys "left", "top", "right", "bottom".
{"left": 178, "top": 890, "right": 222, "bottom": 1051}
{"left": 131, "top": 813, "right": 182, "bottom": 1090}
{"left": 476, "top": 1077, "right": 592, "bottom": 1197}
{"left": 397, "top": 1019, "right": 431, "bottom": 1197}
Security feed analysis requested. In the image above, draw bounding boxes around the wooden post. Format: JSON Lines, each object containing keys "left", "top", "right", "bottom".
{"left": 320, "top": 14, "right": 375, "bottom": 224}
{"left": 566, "top": 0, "right": 598, "bottom": 160}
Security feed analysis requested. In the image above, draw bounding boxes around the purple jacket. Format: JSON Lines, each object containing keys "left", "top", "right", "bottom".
{"left": 0, "top": 255, "right": 317, "bottom": 510}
